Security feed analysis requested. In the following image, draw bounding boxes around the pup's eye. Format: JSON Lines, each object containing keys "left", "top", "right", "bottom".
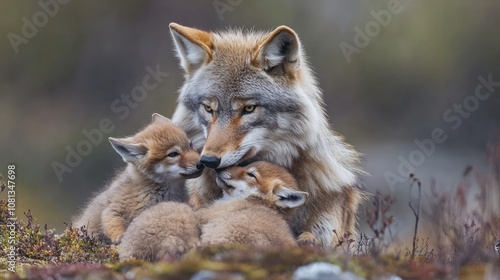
{"left": 247, "top": 172, "right": 256, "bottom": 178}
{"left": 189, "top": 141, "right": 193, "bottom": 148}
{"left": 167, "top": 152, "right": 179, "bottom": 157}
{"left": 243, "top": 105, "right": 256, "bottom": 114}
{"left": 203, "top": 104, "right": 213, "bottom": 114}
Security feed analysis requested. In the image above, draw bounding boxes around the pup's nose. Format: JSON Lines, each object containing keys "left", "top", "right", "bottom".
{"left": 200, "top": 155, "right": 221, "bottom": 169}
{"left": 196, "top": 162, "right": 204, "bottom": 170}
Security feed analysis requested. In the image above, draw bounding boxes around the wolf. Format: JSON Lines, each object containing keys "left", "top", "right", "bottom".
{"left": 73, "top": 113, "right": 202, "bottom": 243}
{"left": 169, "top": 23, "right": 366, "bottom": 247}
{"left": 197, "top": 161, "right": 309, "bottom": 248}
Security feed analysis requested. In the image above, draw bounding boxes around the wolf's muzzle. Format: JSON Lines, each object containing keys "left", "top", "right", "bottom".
{"left": 200, "top": 155, "right": 221, "bottom": 169}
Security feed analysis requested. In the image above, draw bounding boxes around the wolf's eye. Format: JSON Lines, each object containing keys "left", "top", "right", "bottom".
{"left": 203, "top": 104, "right": 213, "bottom": 114}
{"left": 243, "top": 105, "right": 256, "bottom": 114}
{"left": 247, "top": 172, "right": 256, "bottom": 178}
{"left": 167, "top": 152, "right": 179, "bottom": 157}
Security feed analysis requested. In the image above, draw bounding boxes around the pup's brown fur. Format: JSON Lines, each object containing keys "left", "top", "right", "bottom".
{"left": 197, "top": 200, "right": 297, "bottom": 248}
{"left": 196, "top": 161, "right": 308, "bottom": 248}
{"left": 118, "top": 202, "right": 199, "bottom": 261}
{"left": 73, "top": 114, "right": 202, "bottom": 243}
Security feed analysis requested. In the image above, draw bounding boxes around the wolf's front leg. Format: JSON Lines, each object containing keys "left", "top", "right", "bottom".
{"left": 101, "top": 207, "right": 126, "bottom": 244}
{"left": 187, "top": 168, "right": 222, "bottom": 209}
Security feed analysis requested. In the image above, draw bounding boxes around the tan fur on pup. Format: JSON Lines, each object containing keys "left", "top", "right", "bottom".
{"left": 118, "top": 202, "right": 199, "bottom": 261}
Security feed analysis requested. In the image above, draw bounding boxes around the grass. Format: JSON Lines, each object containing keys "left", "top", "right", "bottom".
{"left": 1, "top": 144, "right": 499, "bottom": 279}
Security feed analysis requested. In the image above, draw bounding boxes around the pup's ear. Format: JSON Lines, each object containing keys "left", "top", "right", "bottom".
{"left": 151, "top": 113, "right": 172, "bottom": 124}
{"left": 253, "top": 26, "right": 300, "bottom": 76}
{"left": 108, "top": 137, "right": 147, "bottom": 163}
{"left": 169, "top": 23, "right": 213, "bottom": 74}
{"left": 274, "top": 184, "right": 309, "bottom": 209}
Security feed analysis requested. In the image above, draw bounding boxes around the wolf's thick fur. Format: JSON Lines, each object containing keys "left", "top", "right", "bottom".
{"left": 73, "top": 114, "right": 202, "bottom": 243}
{"left": 169, "top": 23, "right": 365, "bottom": 247}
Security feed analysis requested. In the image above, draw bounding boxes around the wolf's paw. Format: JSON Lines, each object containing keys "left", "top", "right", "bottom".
{"left": 297, "top": 232, "right": 318, "bottom": 247}
{"left": 102, "top": 218, "right": 125, "bottom": 245}
{"left": 111, "top": 235, "right": 122, "bottom": 245}
{"left": 106, "top": 229, "right": 123, "bottom": 245}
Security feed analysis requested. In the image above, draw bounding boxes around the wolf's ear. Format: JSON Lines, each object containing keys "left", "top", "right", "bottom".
{"left": 169, "top": 23, "right": 213, "bottom": 74}
{"left": 274, "top": 185, "right": 309, "bottom": 209}
{"left": 151, "top": 113, "right": 172, "bottom": 124}
{"left": 254, "top": 26, "right": 300, "bottom": 76}
{"left": 109, "top": 137, "right": 148, "bottom": 163}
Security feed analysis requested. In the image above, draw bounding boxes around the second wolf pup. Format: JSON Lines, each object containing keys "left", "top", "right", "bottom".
{"left": 73, "top": 113, "right": 202, "bottom": 243}
{"left": 197, "top": 161, "right": 310, "bottom": 248}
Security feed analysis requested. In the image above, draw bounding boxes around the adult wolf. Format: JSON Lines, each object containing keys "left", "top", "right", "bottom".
{"left": 169, "top": 23, "right": 365, "bottom": 247}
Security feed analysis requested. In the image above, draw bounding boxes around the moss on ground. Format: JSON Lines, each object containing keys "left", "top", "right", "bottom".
{"left": 2, "top": 246, "right": 492, "bottom": 279}
{"left": 0, "top": 198, "right": 118, "bottom": 278}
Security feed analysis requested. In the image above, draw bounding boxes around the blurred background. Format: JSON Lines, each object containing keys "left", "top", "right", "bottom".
{"left": 1, "top": 0, "right": 499, "bottom": 238}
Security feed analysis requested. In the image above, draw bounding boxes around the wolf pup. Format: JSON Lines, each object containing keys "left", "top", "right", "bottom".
{"left": 168, "top": 23, "right": 366, "bottom": 247}
{"left": 73, "top": 113, "right": 202, "bottom": 243}
{"left": 197, "top": 161, "right": 309, "bottom": 248}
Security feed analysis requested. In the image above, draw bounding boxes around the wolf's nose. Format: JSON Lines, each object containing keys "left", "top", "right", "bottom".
{"left": 200, "top": 155, "right": 221, "bottom": 169}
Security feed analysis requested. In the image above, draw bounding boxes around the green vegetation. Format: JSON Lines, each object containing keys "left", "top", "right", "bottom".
{"left": 0, "top": 199, "right": 118, "bottom": 277}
